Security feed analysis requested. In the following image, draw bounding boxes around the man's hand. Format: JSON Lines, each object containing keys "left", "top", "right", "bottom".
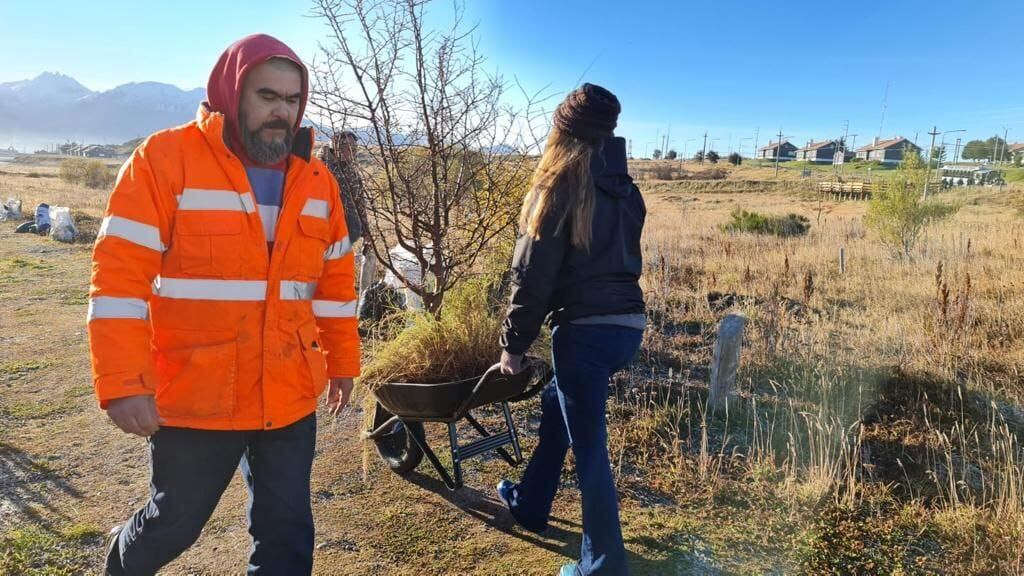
{"left": 326, "top": 377, "right": 354, "bottom": 416}
{"left": 106, "top": 395, "right": 163, "bottom": 437}
{"left": 500, "top": 350, "right": 525, "bottom": 376}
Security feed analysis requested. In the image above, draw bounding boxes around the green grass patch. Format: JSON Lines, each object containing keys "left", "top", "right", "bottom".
{"left": 0, "top": 359, "right": 51, "bottom": 377}
{"left": 1, "top": 398, "right": 77, "bottom": 420}
{"left": 721, "top": 208, "right": 810, "bottom": 238}
{"left": 1003, "top": 167, "right": 1024, "bottom": 183}
{"left": 0, "top": 524, "right": 101, "bottom": 576}
{"left": 0, "top": 258, "right": 55, "bottom": 273}
{"left": 56, "top": 288, "right": 89, "bottom": 306}
{"left": 800, "top": 503, "right": 934, "bottom": 575}
{"left": 62, "top": 384, "right": 93, "bottom": 399}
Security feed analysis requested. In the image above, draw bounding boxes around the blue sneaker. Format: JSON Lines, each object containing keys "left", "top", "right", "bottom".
{"left": 496, "top": 479, "right": 547, "bottom": 534}
{"left": 496, "top": 479, "right": 518, "bottom": 508}
{"left": 558, "top": 563, "right": 580, "bottom": 576}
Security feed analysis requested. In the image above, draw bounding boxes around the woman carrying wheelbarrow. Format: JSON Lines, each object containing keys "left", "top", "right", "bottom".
{"left": 497, "top": 83, "right": 646, "bottom": 576}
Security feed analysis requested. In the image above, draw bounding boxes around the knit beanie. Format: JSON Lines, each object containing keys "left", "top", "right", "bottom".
{"left": 552, "top": 83, "right": 620, "bottom": 145}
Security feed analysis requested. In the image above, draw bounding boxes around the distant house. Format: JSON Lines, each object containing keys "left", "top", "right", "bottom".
{"left": 855, "top": 136, "right": 922, "bottom": 164}
{"left": 82, "top": 145, "right": 115, "bottom": 158}
{"left": 756, "top": 140, "right": 797, "bottom": 161}
{"left": 1009, "top": 143, "right": 1024, "bottom": 163}
{"left": 795, "top": 140, "right": 839, "bottom": 163}
{"left": 57, "top": 143, "right": 116, "bottom": 158}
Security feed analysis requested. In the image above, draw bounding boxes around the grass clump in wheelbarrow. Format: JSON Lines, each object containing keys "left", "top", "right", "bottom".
{"left": 357, "top": 276, "right": 552, "bottom": 488}
{"left": 360, "top": 277, "right": 508, "bottom": 390}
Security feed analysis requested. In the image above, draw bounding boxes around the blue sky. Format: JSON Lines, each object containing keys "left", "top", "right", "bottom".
{"left": 2, "top": 0, "right": 1022, "bottom": 154}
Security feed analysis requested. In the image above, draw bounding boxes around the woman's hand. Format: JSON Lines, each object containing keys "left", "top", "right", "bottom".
{"left": 500, "top": 350, "right": 525, "bottom": 375}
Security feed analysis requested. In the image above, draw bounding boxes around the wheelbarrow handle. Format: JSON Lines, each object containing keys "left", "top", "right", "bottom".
{"left": 447, "top": 357, "right": 551, "bottom": 419}
{"left": 507, "top": 357, "right": 552, "bottom": 402}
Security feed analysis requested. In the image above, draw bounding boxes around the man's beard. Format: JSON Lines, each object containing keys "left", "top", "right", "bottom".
{"left": 241, "top": 112, "right": 294, "bottom": 165}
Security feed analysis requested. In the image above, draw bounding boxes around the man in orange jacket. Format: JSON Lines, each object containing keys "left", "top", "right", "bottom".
{"left": 90, "top": 34, "right": 359, "bottom": 574}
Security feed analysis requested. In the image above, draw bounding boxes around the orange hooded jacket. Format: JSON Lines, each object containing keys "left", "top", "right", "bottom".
{"left": 87, "top": 35, "right": 359, "bottom": 430}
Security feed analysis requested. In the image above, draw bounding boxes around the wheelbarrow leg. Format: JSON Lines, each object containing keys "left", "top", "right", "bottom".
{"left": 448, "top": 423, "right": 464, "bottom": 490}
{"left": 407, "top": 422, "right": 460, "bottom": 490}
{"left": 499, "top": 401, "right": 524, "bottom": 463}
{"left": 464, "top": 412, "right": 517, "bottom": 467}
{"left": 502, "top": 402, "right": 524, "bottom": 465}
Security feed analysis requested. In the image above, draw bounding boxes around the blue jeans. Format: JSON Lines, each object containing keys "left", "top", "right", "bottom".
{"left": 107, "top": 414, "right": 317, "bottom": 575}
{"left": 514, "top": 324, "right": 643, "bottom": 576}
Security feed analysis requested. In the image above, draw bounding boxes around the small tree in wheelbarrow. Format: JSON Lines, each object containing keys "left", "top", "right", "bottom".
{"left": 310, "top": 0, "right": 553, "bottom": 490}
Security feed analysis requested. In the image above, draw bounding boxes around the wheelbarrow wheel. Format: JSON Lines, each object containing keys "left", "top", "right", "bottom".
{"left": 372, "top": 401, "right": 424, "bottom": 475}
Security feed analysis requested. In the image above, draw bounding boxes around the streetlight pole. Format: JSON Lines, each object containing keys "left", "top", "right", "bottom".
{"left": 737, "top": 137, "right": 752, "bottom": 159}
{"left": 682, "top": 138, "right": 696, "bottom": 171}
{"left": 923, "top": 126, "right": 940, "bottom": 199}
{"left": 774, "top": 128, "right": 786, "bottom": 178}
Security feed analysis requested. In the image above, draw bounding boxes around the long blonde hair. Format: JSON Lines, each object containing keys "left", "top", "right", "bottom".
{"left": 519, "top": 128, "right": 595, "bottom": 250}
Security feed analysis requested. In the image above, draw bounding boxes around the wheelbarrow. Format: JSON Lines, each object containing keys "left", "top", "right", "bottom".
{"left": 365, "top": 357, "right": 552, "bottom": 490}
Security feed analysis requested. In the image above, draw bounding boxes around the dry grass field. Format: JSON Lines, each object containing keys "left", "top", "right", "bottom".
{"left": 1, "top": 159, "right": 1023, "bottom": 574}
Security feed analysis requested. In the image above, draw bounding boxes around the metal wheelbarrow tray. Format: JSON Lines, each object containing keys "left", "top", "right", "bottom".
{"left": 365, "top": 357, "right": 551, "bottom": 490}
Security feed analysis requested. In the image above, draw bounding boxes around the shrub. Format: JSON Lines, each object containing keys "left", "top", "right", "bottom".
{"left": 690, "top": 168, "right": 727, "bottom": 180}
{"left": 864, "top": 152, "right": 958, "bottom": 259}
{"left": 59, "top": 158, "right": 115, "bottom": 189}
{"left": 651, "top": 166, "right": 675, "bottom": 180}
{"left": 728, "top": 152, "right": 742, "bottom": 166}
{"left": 706, "top": 150, "right": 720, "bottom": 164}
{"left": 721, "top": 208, "right": 810, "bottom": 237}
{"left": 801, "top": 504, "right": 911, "bottom": 575}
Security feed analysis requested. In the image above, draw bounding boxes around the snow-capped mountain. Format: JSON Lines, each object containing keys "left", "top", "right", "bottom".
{"left": 0, "top": 72, "right": 94, "bottom": 105}
{"left": 0, "top": 73, "right": 205, "bottom": 151}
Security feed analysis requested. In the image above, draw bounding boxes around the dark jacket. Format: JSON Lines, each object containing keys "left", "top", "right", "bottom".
{"left": 501, "top": 137, "right": 646, "bottom": 355}
{"left": 319, "top": 149, "right": 364, "bottom": 243}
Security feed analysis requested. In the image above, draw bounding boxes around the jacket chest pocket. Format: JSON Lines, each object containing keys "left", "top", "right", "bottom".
{"left": 288, "top": 215, "right": 331, "bottom": 278}
{"left": 174, "top": 212, "right": 245, "bottom": 277}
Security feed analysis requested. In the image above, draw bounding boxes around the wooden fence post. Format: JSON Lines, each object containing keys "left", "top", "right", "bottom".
{"left": 709, "top": 313, "right": 747, "bottom": 411}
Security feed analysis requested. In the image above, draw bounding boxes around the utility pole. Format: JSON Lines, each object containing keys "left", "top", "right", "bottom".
{"left": 1000, "top": 127, "right": 1009, "bottom": 164}
{"left": 923, "top": 125, "right": 940, "bottom": 199}
{"left": 753, "top": 127, "right": 759, "bottom": 159}
{"left": 836, "top": 120, "right": 850, "bottom": 177}
{"left": 737, "top": 137, "right": 752, "bottom": 159}
{"left": 664, "top": 124, "right": 671, "bottom": 162}
{"left": 953, "top": 137, "right": 961, "bottom": 164}
{"left": 701, "top": 131, "right": 708, "bottom": 164}
{"left": 682, "top": 138, "right": 696, "bottom": 170}
{"left": 774, "top": 127, "right": 782, "bottom": 177}
{"left": 878, "top": 81, "right": 889, "bottom": 141}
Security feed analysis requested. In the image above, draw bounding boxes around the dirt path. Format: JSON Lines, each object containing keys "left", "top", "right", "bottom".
{"left": 0, "top": 224, "right": 697, "bottom": 575}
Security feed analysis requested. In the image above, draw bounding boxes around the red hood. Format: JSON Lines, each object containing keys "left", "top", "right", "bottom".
{"left": 205, "top": 34, "right": 309, "bottom": 165}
